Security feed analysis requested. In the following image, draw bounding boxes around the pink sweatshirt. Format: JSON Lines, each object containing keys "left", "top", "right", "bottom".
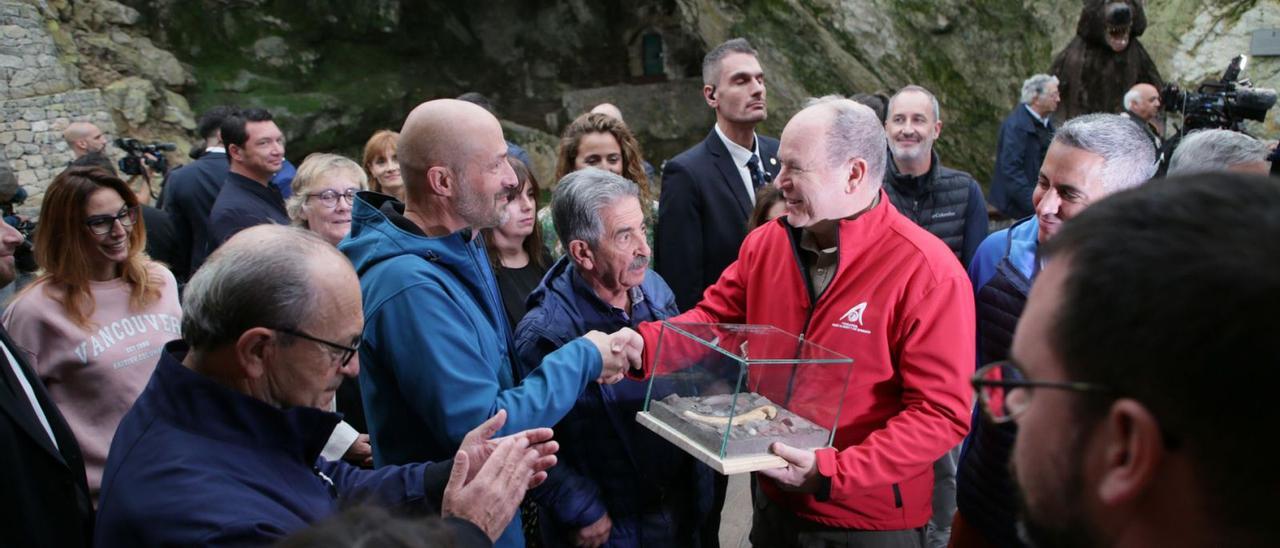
{"left": 1, "top": 265, "right": 181, "bottom": 501}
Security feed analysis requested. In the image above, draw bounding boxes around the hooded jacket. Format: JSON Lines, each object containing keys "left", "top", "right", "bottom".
{"left": 340, "top": 192, "right": 604, "bottom": 547}
{"left": 513, "top": 257, "right": 712, "bottom": 546}
{"left": 635, "top": 191, "right": 974, "bottom": 530}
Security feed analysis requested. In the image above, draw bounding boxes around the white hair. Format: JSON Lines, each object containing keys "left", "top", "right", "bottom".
{"left": 1168, "top": 130, "right": 1272, "bottom": 175}
{"left": 1052, "top": 113, "right": 1157, "bottom": 193}
{"left": 803, "top": 95, "right": 888, "bottom": 185}
{"left": 1021, "top": 74, "right": 1059, "bottom": 104}
{"left": 1123, "top": 87, "right": 1143, "bottom": 110}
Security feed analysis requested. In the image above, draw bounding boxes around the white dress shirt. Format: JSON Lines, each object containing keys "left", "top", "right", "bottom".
{"left": 714, "top": 123, "right": 762, "bottom": 203}
{"left": 2, "top": 340, "right": 59, "bottom": 450}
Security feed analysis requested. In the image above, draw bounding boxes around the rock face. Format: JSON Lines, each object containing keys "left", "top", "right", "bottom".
{"left": 4, "top": 0, "right": 1276, "bottom": 210}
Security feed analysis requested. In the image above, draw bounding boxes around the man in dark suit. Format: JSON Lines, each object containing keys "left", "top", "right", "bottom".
{"left": 0, "top": 219, "right": 94, "bottom": 547}
{"left": 656, "top": 37, "right": 781, "bottom": 311}
{"left": 161, "top": 105, "right": 236, "bottom": 279}
{"left": 990, "top": 74, "right": 1059, "bottom": 220}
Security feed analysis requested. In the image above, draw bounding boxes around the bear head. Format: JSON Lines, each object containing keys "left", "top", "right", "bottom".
{"left": 1077, "top": 0, "right": 1149, "bottom": 53}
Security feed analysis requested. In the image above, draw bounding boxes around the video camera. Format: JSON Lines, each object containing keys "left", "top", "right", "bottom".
{"left": 115, "top": 137, "right": 177, "bottom": 177}
{"left": 1161, "top": 55, "right": 1277, "bottom": 132}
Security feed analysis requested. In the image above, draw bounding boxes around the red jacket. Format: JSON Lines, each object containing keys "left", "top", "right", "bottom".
{"left": 638, "top": 192, "right": 974, "bottom": 530}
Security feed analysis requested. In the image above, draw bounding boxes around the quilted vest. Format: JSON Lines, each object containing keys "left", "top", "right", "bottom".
{"left": 883, "top": 152, "right": 977, "bottom": 260}
{"left": 955, "top": 219, "right": 1035, "bottom": 548}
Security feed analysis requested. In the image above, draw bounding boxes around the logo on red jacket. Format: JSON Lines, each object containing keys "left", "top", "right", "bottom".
{"left": 833, "top": 302, "right": 872, "bottom": 334}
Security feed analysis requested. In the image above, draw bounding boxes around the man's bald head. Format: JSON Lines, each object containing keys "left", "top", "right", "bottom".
{"left": 63, "top": 122, "right": 107, "bottom": 158}
{"left": 397, "top": 99, "right": 504, "bottom": 201}
{"left": 590, "top": 103, "right": 624, "bottom": 122}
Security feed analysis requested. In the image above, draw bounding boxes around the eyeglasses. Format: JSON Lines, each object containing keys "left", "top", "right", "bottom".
{"left": 305, "top": 188, "right": 358, "bottom": 209}
{"left": 85, "top": 206, "right": 139, "bottom": 236}
{"left": 971, "top": 360, "right": 1113, "bottom": 423}
{"left": 270, "top": 326, "right": 360, "bottom": 367}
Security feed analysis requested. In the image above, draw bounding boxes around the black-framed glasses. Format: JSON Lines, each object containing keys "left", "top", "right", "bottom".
{"left": 270, "top": 326, "right": 360, "bottom": 367}
{"left": 85, "top": 206, "right": 139, "bottom": 235}
{"left": 305, "top": 188, "right": 358, "bottom": 209}
{"left": 971, "top": 360, "right": 1113, "bottom": 423}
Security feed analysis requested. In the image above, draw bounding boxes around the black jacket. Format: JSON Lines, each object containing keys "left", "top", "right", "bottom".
{"left": 208, "top": 171, "right": 290, "bottom": 249}
{"left": 0, "top": 325, "right": 94, "bottom": 547}
{"left": 883, "top": 150, "right": 989, "bottom": 267}
{"left": 160, "top": 151, "right": 230, "bottom": 276}
{"left": 655, "top": 129, "right": 781, "bottom": 311}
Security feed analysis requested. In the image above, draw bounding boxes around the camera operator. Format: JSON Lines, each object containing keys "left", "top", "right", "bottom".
{"left": 0, "top": 163, "right": 36, "bottom": 302}
{"left": 1158, "top": 54, "right": 1277, "bottom": 176}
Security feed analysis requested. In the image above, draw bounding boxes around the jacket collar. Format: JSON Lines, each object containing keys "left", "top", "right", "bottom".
{"left": 146, "top": 341, "right": 341, "bottom": 464}
{"left": 226, "top": 171, "right": 286, "bottom": 210}
{"left": 885, "top": 149, "right": 940, "bottom": 197}
{"left": 783, "top": 189, "right": 895, "bottom": 271}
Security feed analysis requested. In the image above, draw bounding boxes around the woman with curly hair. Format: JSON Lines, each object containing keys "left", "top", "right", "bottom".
{"left": 2, "top": 166, "right": 181, "bottom": 502}
{"left": 539, "top": 112, "right": 655, "bottom": 258}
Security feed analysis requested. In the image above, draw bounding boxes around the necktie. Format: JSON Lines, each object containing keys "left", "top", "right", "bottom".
{"left": 747, "top": 155, "right": 767, "bottom": 190}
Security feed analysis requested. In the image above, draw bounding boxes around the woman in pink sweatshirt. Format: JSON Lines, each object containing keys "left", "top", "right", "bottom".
{"left": 2, "top": 167, "right": 181, "bottom": 503}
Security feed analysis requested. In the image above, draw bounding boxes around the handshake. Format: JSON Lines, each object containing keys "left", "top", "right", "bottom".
{"left": 583, "top": 327, "right": 645, "bottom": 385}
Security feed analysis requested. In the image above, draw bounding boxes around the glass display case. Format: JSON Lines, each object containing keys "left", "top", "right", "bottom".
{"left": 635, "top": 322, "right": 854, "bottom": 474}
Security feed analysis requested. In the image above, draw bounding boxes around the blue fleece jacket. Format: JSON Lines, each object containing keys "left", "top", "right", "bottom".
{"left": 340, "top": 192, "right": 605, "bottom": 548}
{"left": 513, "top": 257, "right": 713, "bottom": 547}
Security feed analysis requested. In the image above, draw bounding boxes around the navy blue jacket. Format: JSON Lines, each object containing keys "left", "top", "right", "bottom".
{"left": 208, "top": 172, "right": 290, "bottom": 249}
{"left": 656, "top": 129, "right": 781, "bottom": 311}
{"left": 160, "top": 150, "right": 229, "bottom": 275}
{"left": 990, "top": 105, "right": 1054, "bottom": 219}
{"left": 95, "top": 342, "right": 488, "bottom": 547}
{"left": 513, "top": 257, "right": 713, "bottom": 547}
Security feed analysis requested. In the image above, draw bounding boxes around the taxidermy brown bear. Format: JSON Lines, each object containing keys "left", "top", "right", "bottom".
{"left": 1051, "top": 0, "right": 1163, "bottom": 121}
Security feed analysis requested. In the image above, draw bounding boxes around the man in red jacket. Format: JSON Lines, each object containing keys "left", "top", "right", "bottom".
{"left": 638, "top": 96, "right": 974, "bottom": 546}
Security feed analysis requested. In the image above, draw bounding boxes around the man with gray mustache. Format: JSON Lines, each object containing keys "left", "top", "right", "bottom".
{"left": 512, "top": 168, "right": 713, "bottom": 547}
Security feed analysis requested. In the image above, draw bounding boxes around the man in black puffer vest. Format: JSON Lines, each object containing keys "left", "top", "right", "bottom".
{"left": 881, "top": 85, "right": 988, "bottom": 548}
{"left": 883, "top": 85, "right": 988, "bottom": 269}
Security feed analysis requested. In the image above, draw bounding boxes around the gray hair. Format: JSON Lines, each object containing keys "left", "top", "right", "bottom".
{"left": 804, "top": 95, "right": 889, "bottom": 185}
{"left": 702, "top": 38, "right": 758, "bottom": 86}
{"left": 182, "top": 225, "right": 340, "bottom": 350}
{"left": 1052, "top": 113, "right": 1157, "bottom": 193}
{"left": 551, "top": 168, "right": 641, "bottom": 249}
{"left": 888, "top": 85, "right": 940, "bottom": 121}
{"left": 1168, "top": 129, "right": 1272, "bottom": 175}
{"left": 287, "top": 152, "right": 368, "bottom": 227}
{"left": 1021, "top": 74, "right": 1059, "bottom": 104}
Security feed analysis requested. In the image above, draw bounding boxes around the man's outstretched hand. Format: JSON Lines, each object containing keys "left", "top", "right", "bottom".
{"left": 584, "top": 327, "right": 643, "bottom": 384}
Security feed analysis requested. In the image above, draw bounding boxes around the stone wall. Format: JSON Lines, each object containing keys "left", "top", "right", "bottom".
{"left": 0, "top": 89, "right": 114, "bottom": 186}
{"left": 1, "top": 1, "right": 117, "bottom": 216}
{"left": 0, "top": 2, "right": 76, "bottom": 98}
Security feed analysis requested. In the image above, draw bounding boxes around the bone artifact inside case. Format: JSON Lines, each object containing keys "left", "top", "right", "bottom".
{"left": 636, "top": 322, "right": 853, "bottom": 474}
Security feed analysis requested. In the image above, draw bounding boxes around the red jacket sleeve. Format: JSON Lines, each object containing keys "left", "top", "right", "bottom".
{"left": 633, "top": 242, "right": 755, "bottom": 379}
{"left": 814, "top": 274, "right": 975, "bottom": 491}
